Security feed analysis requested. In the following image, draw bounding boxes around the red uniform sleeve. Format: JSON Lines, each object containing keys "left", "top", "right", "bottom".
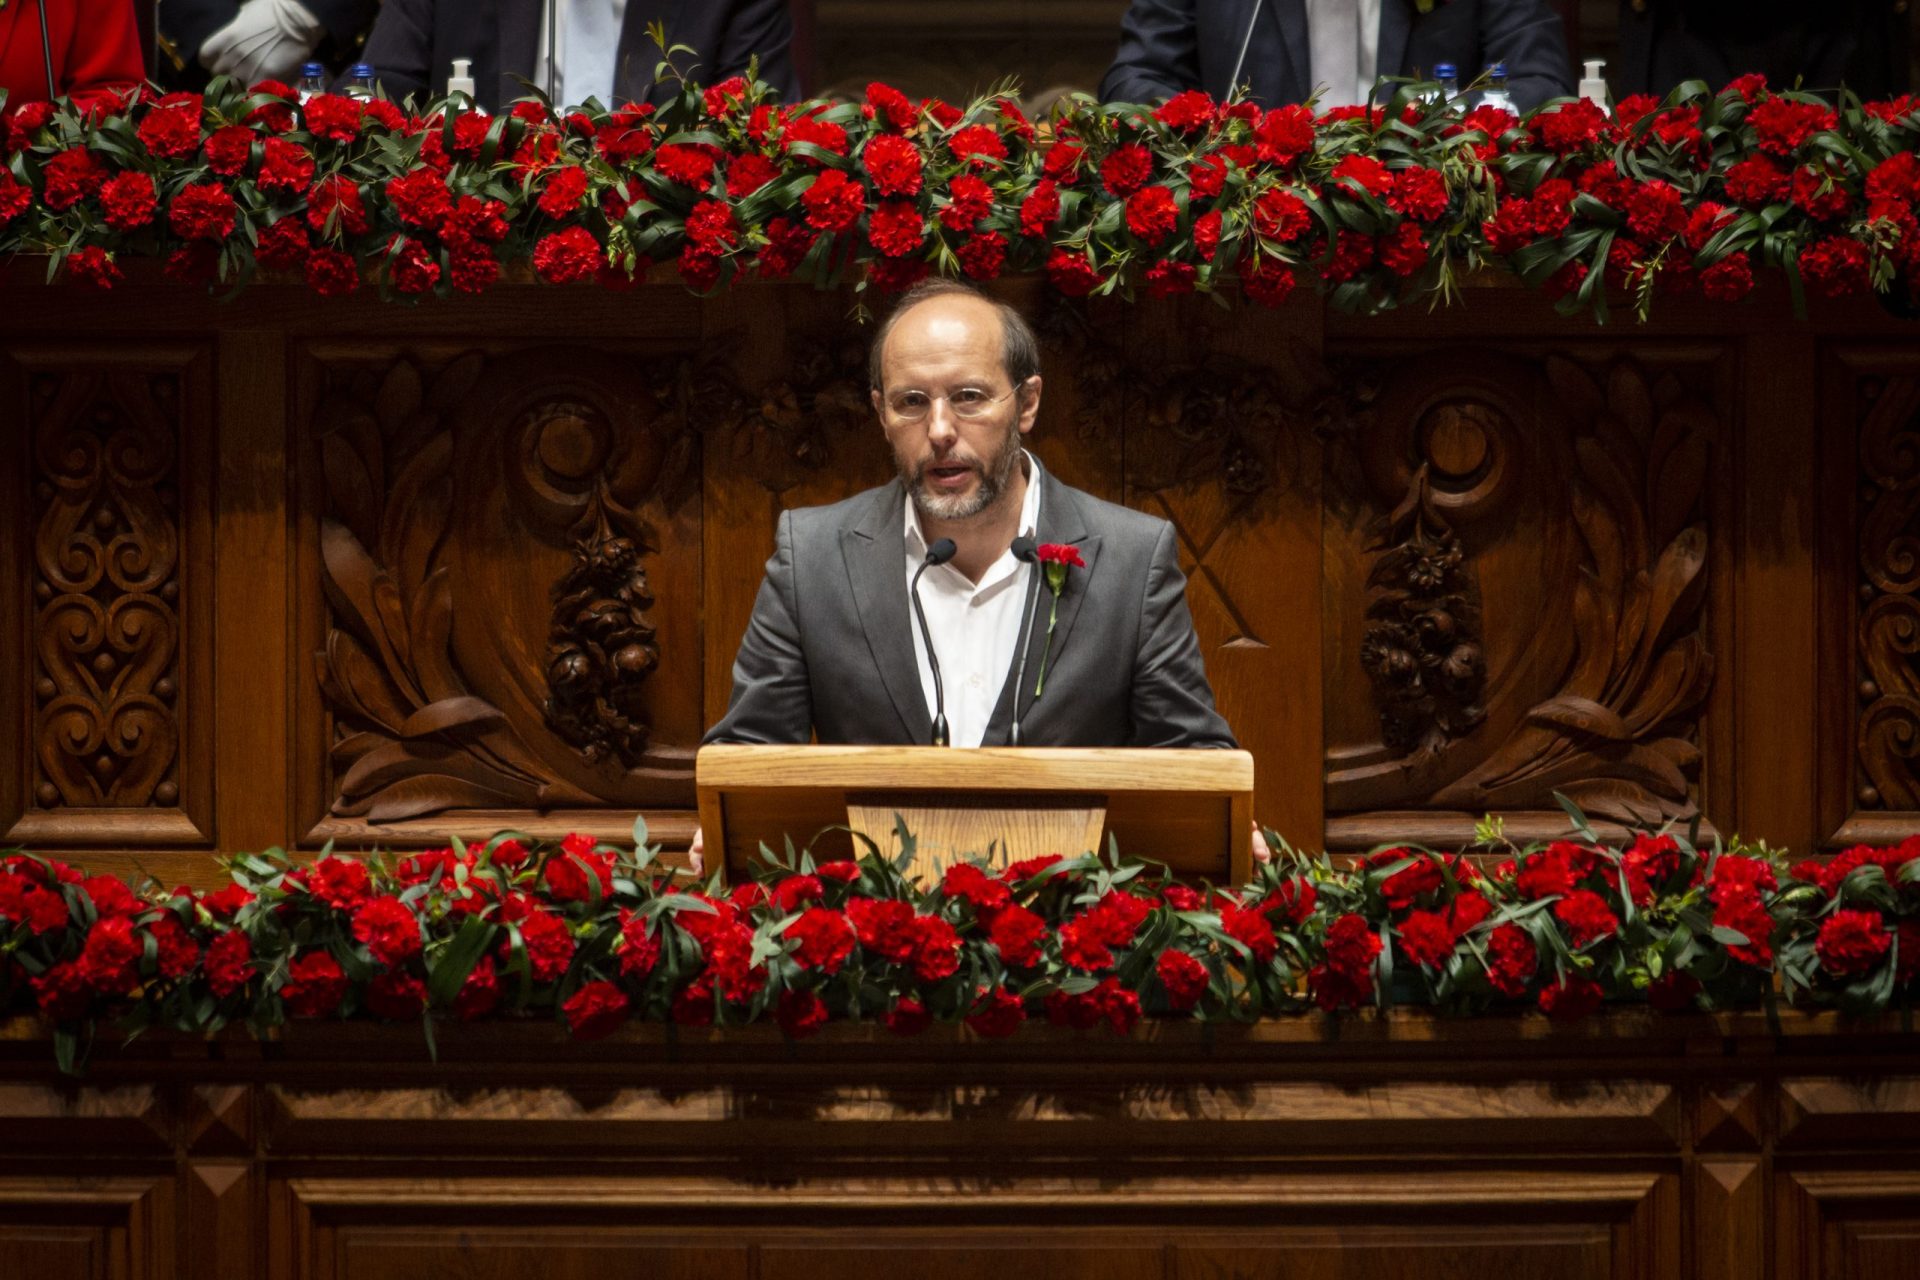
{"left": 63, "top": 0, "right": 147, "bottom": 116}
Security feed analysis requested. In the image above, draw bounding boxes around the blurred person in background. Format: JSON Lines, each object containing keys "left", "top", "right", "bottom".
{"left": 0, "top": 0, "right": 144, "bottom": 113}
{"left": 1101, "top": 0, "right": 1574, "bottom": 112}
{"left": 159, "top": 0, "right": 378, "bottom": 89}
{"left": 1617, "top": 0, "right": 1910, "bottom": 100}
{"left": 359, "top": 0, "right": 801, "bottom": 111}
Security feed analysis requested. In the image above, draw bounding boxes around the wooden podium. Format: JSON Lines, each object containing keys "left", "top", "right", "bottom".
{"left": 695, "top": 744, "right": 1256, "bottom": 885}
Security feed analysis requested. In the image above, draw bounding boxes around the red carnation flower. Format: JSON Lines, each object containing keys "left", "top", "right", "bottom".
{"left": 1241, "top": 254, "right": 1296, "bottom": 307}
{"left": 654, "top": 142, "right": 719, "bottom": 189}
{"left": 684, "top": 198, "right": 740, "bottom": 253}
{"left": 1331, "top": 154, "right": 1393, "bottom": 200}
{"left": 452, "top": 956, "right": 502, "bottom": 1020}
{"left": 204, "top": 124, "right": 255, "bottom": 175}
{"left": 950, "top": 230, "right": 1003, "bottom": 280}
{"left": 204, "top": 931, "right": 253, "bottom": 998}
{"left": 0, "top": 173, "right": 30, "bottom": 224}
{"left": 1377, "top": 222, "right": 1428, "bottom": 277}
{"left": 1396, "top": 910, "right": 1457, "bottom": 968}
{"left": 1748, "top": 97, "right": 1836, "bottom": 157}
{"left": 1538, "top": 973, "right": 1604, "bottom": 1020}
{"left": 1188, "top": 153, "right": 1230, "bottom": 199}
{"left": 384, "top": 168, "right": 451, "bottom": 230}
{"left": 941, "top": 862, "right": 1011, "bottom": 913}
{"left": 533, "top": 227, "right": 603, "bottom": 283}
{"left": 1723, "top": 156, "right": 1788, "bottom": 208}
{"left": 99, "top": 171, "right": 158, "bottom": 231}
{"left": 442, "top": 194, "right": 509, "bottom": 246}
{"left": 1791, "top": 162, "right": 1852, "bottom": 222}
{"left": 280, "top": 951, "right": 348, "bottom": 1017}
{"left": 702, "top": 75, "right": 749, "bottom": 118}
{"left": 1799, "top": 235, "right": 1871, "bottom": 297}
{"left": 1699, "top": 252, "right": 1754, "bottom": 302}
{"left": 563, "top": 980, "right": 631, "bottom": 1040}
{"left": 1019, "top": 178, "right": 1061, "bottom": 237}
{"left": 1816, "top": 908, "right": 1892, "bottom": 977}
{"left": 847, "top": 896, "right": 917, "bottom": 962}
{"left": 352, "top": 894, "right": 424, "bottom": 967}
{"left": 1323, "top": 912, "right": 1381, "bottom": 979}
{"left": 1255, "top": 104, "right": 1315, "bottom": 166}
{"left": 1193, "top": 209, "right": 1223, "bottom": 261}
{"left": 536, "top": 165, "right": 589, "bottom": 219}
{"left": 885, "top": 997, "right": 931, "bottom": 1036}
{"left": 788, "top": 907, "right": 856, "bottom": 973}
{"left": 784, "top": 111, "right": 849, "bottom": 163}
{"left": 1625, "top": 180, "right": 1687, "bottom": 241}
{"left": 965, "top": 986, "right": 1025, "bottom": 1038}
{"left": 937, "top": 173, "right": 993, "bottom": 231}
{"left": 361, "top": 99, "right": 406, "bottom": 132}
{"left": 255, "top": 217, "right": 311, "bottom": 270}
{"left": 1530, "top": 98, "right": 1608, "bottom": 154}
{"left": 1553, "top": 889, "right": 1619, "bottom": 948}
{"left": 305, "top": 175, "right": 368, "bottom": 237}
{"left": 302, "top": 93, "right": 362, "bottom": 143}
{"left": 1125, "top": 184, "right": 1178, "bottom": 246}
{"left": 724, "top": 152, "right": 780, "bottom": 197}
{"left": 755, "top": 216, "right": 817, "bottom": 277}
{"left": 256, "top": 137, "right": 315, "bottom": 194}
{"left": 1046, "top": 247, "right": 1106, "bottom": 297}
{"left": 1387, "top": 166, "right": 1448, "bottom": 222}
{"left": 1043, "top": 137, "right": 1086, "bottom": 183}
{"left": 1156, "top": 949, "right": 1209, "bottom": 1010}
{"left": 948, "top": 124, "right": 1009, "bottom": 169}
{"left": 1100, "top": 143, "right": 1153, "bottom": 196}
{"left": 1485, "top": 923, "right": 1537, "bottom": 996}
{"left": 516, "top": 908, "right": 576, "bottom": 981}
{"left": 138, "top": 104, "right": 202, "bottom": 158}
{"left": 800, "top": 169, "right": 865, "bottom": 232}
{"left": 169, "top": 182, "right": 239, "bottom": 242}
{"left": 1145, "top": 260, "right": 1197, "bottom": 298}
{"left": 6, "top": 100, "right": 56, "bottom": 151}
{"left": 864, "top": 133, "right": 924, "bottom": 197}
{"left": 866, "top": 81, "right": 916, "bottom": 131}
{"left": 923, "top": 98, "right": 963, "bottom": 129}
{"left": 43, "top": 148, "right": 108, "bottom": 211}
{"left": 775, "top": 988, "right": 829, "bottom": 1039}
{"left": 867, "top": 199, "right": 925, "bottom": 257}
{"left": 1322, "top": 229, "right": 1376, "bottom": 282}
{"left": 988, "top": 902, "right": 1048, "bottom": 966}
{"left": 1220, "top": 901, "right": 1279, "bottom": 962}
{"left": 1154, "top": 89, "right": 1215, "bottom": 132}
{"left": 387, "top": 236, "right": 440, "bottom": 295}
{"left": 304, "top": 854, "right": 371, "bottom": 908}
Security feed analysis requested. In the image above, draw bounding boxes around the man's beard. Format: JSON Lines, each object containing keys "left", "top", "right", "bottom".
{"left": 903, "top": 424, "right": 1023, "bottom": 522}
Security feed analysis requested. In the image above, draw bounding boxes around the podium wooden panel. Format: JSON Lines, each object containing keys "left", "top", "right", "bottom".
{"left": 696, "top": 745, "right": 1255, "bottom": 885}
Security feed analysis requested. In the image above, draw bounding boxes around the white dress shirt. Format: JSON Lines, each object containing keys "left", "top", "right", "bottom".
{"left": 533, "top": 0, "right": 628, "bottom": 109}
{"left": 903, "top": 455, "right": 1043, "bottom": 749}
{"left": 1306, "top": 0, "right": 1382, "bottom": 109}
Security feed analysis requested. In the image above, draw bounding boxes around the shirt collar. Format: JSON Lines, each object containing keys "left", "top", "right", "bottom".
{"left": 904, "top": 449, "right": 1043, "bottom": 558}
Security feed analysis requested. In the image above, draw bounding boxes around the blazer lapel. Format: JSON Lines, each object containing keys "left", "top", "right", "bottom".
{"left": 986, "top": 470, "right": 1099, "bottom": 741}
{"left": 1377, "top": 0, "right": 1414, "bottom": 85}
{"left": 842, "top": 482, "right": 933, "bottom": 744}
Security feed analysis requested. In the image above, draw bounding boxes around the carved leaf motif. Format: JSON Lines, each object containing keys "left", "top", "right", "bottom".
{"left": 398, "top": 697, "right": 508, "bottom": 740}
{"left": 1527, "top": 695, "right": 1632, "bottom": 742}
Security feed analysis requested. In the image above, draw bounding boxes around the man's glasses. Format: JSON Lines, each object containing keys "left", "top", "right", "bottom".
{"left": 881, "top": 385, "right": 1020, "bottom": 424}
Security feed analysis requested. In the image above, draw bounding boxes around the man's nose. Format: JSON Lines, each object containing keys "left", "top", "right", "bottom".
{"left": 925, "top": 401, "right": 960, "bottom": 447}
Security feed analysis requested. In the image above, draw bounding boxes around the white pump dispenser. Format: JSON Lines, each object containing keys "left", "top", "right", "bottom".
{"left": 447, "top": 58, "right": 477, "bottom": 103}
{"left": 1579, "top": 59, "right": 1610, "bottom": 111}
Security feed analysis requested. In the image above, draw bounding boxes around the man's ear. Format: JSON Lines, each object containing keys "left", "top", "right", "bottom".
{"left": 870, "top": 387, "right": 885, "bottom": 421}
{"left": 1016, "top": 376, "right": 1043, "bottom": 436}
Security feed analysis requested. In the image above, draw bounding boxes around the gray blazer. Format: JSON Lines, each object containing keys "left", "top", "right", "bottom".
{"left": 705, "top": 469, "right": 1238, "bottom": 749}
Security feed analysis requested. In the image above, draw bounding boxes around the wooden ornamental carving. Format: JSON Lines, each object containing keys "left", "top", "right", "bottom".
{"left": 310, "top": 348, "right": 704, "bottom": 826}
{"left": 1853, "top": 374, "right": 1920, "bottom": 813}
{"left": 30, "top": 376, "right": 184, "bottom": 812}
{"left": 1327, "top": 351, "right": 1716, "bottom": 829}
{"left": 1359, "top": 462, "right": 1487, "bottom": 754}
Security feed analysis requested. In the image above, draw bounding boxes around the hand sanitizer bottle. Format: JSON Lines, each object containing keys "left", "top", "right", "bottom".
{"left": 1578, "top": 59, "right": 1610, "bottom": 112}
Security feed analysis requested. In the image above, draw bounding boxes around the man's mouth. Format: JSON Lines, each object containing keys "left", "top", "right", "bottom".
{"left": 924, "top": 462, "right": 977, "bottom": 489}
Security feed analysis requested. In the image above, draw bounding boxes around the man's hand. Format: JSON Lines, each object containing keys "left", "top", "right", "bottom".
{"left": 200, "top": 0, "right": 326, "bottom": 84}
{"left": 687, "top": 824, "right": 705, "bottom": 878}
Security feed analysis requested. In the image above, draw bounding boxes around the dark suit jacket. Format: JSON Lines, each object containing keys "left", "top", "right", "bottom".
{"left": 704, "top": 468, "right": 1238, "bottom": 750}
{"left": 359, "top": 0, "right": 799, "bottom": 111}
{"left": 1101, "top": 0, "right": 1574, "bottom": 112}
{"left": 1616, "top": 0, "right": 1909, "bottom": 100}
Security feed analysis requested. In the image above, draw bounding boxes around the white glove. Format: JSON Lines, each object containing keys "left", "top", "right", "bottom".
{"left": 200, "top": 0, "right": 327, "bottom": 85}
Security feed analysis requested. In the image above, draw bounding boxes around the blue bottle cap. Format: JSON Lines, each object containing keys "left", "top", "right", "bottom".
{"left": 1489, "top": 62, "right": 1508, "bottom": 76}
{"left": 1434, "top": 63, "right": 1457, "bottom": 78}
{"left": 302, "top": 62, "right": 325, "bottom": 76}
{"left": 350, "top": 63, "right": 374, "bottom": 77}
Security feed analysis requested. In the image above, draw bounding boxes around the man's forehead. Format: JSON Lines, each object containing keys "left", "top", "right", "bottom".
{"left": 882, "top": 297, "right": 1004, "bottom": 367}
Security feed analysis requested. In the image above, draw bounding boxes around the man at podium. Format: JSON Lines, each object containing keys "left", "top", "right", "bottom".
{"left": 705, "top": 279, "right": 1237, "bottom": 756}
{"left": 692, "top": 279, "right": 1245, "bottom": 873}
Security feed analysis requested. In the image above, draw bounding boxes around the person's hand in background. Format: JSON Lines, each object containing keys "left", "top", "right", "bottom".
{"left": 200, "top": 0, "right": 325, "bottom": 84}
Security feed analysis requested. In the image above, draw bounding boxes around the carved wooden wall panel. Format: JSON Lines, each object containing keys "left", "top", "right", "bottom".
{"left": 1322, "top": 343, "right": 1726, "bottom": 848}
{"left": 1821, "top": 347, "right": 1920, "bottom": 847}
{"left": 293, "top": 340, "right": 709, "bottom": 845}
{"left": 0, "top": 346, "right": 214, "bottom": 850}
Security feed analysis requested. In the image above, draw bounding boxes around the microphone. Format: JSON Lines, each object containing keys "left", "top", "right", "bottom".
{"left": 1009, "top": 537, "right": 1041, "bottom": 746}
{"left": 911, "top": 538, "right": 957, "bottom": 747}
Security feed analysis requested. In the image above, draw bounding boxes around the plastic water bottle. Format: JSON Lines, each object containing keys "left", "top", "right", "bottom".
{"left": 343, "top": 63, "right": 377, "bottom": 101}
{"left": 1433, "top": 62, "right": 1459, "bottom": 107}
{"left": 296, "top": 62, "right": 327, "bottom": 104}
{"left": 1480, "top": 62, "right": 1516, "bottom": 113}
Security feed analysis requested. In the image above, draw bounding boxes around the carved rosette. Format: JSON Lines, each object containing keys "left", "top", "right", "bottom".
{"left": 31, "top": 377, "right": 183, "bottom": 810}
{"left": 1854, "top": 375, "right": 1920, "bottom": 810}
{"left": 1328, "top": 353, "right": 1716, "bottom": 827}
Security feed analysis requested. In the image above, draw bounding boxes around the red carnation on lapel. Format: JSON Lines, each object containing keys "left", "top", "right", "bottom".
{"left": 1031, "top": 544, "right": 1084, "bottom": 699}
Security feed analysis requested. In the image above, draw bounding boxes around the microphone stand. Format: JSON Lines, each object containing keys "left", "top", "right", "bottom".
{"left": 544, "top": 0, "right": 559, "bottom": 107}
{"left": 910, "top": 538, "right": 956, "bottom": 747}
{"left": 1008, "top": 537, "right": 1041, "bottom": 746}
